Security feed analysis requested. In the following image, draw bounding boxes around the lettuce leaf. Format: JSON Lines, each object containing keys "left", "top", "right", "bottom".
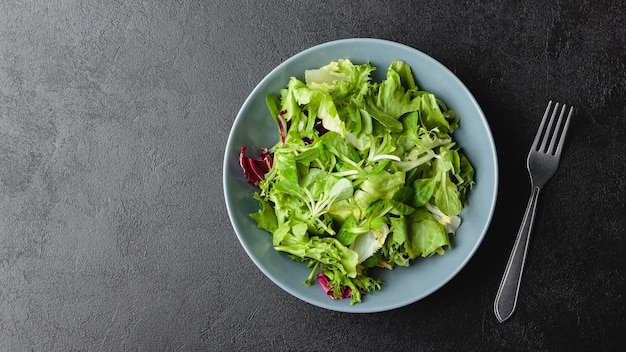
{"left": 375, "top": 61, "right": 421, "bottom": 120}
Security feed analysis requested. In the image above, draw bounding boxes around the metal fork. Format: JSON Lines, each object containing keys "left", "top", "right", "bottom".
{"left": 494, "top": 101, "right": 574, "bottom": 323}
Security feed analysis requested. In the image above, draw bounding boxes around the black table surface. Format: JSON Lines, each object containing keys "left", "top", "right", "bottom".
{"left": 1, "top": 0, "right": 625, "bottom": 351}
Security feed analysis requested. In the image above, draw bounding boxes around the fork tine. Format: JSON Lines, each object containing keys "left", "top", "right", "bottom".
{"left": 532, "top": 101, "right": 553, "bottom": 151}
{"left": 547, "top": 104, "right": 568, "bottom": 154}
{"left": 554, "top": 106, "right": 574, "bottom": 156}
{"left": 539, "top": 101, "right": 560, "bottom": 153}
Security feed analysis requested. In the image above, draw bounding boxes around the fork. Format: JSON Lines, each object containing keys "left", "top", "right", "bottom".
{"left": 494, "top": 101, "right": 574, "bottom": 323}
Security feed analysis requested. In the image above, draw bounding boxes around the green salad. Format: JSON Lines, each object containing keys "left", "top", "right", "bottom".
{"left": 239, "top": 59, "right": 475, "bottom": 304}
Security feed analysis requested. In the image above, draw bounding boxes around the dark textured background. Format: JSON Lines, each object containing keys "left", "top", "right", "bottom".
{"left": 1, "top": 0, "right": 625, "bottom": 351}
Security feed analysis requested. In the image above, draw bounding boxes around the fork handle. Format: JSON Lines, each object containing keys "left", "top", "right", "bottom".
{"left": 494, "top": 185, "right": 541, "bottom": 322}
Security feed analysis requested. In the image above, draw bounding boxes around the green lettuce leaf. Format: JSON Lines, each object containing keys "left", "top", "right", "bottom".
{"left": 375, "top": 61, "right": 421, "bottom": 119}
{"left": 274, "top": 233, "right": 359, "bottom": 280}
{"left": 406, "top": 209, "right": 450, "bottom": 257}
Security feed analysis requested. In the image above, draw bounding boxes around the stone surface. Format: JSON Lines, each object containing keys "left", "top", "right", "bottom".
{"left": 1, "top": 0, "right": 625, "bottom": 351}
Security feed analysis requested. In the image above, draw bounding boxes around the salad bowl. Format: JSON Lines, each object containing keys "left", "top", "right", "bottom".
{"left": 223, "top": 38, "right": 498, "bottom": 313}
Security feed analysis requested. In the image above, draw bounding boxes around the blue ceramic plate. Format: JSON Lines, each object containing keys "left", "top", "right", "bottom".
{"left": 223, "top": 38, "right": 498, "bottom": 313}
